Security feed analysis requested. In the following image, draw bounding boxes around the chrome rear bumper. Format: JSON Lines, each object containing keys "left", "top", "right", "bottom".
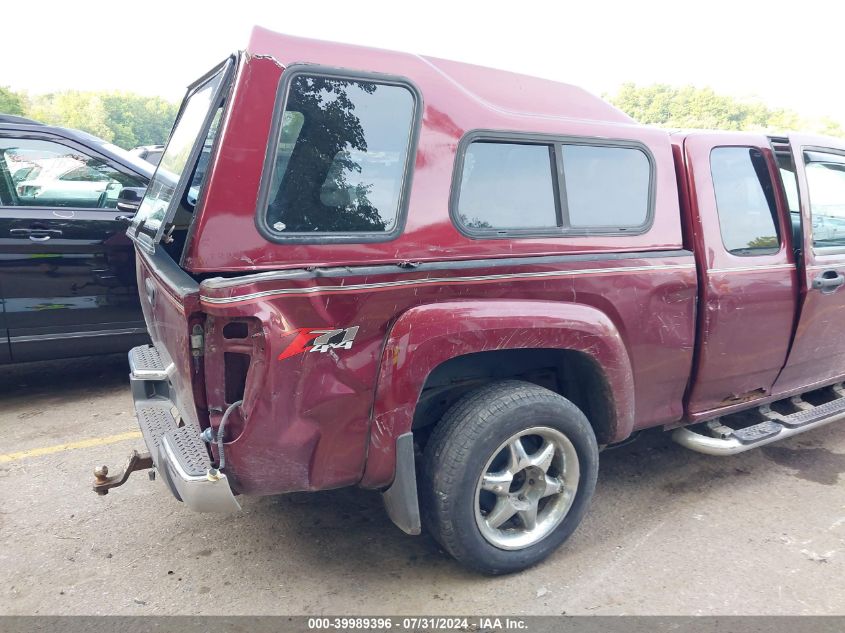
{"left": 129, "top": 345, "right": 240, "bottom": 513}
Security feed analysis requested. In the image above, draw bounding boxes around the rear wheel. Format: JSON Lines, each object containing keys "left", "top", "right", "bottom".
{"left": 420, "top": 380, "right": 599, "bottom": 575}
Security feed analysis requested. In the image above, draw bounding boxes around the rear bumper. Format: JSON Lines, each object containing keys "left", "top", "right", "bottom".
{"left": 129, "top": 345, "right": 240, "bottom": 513}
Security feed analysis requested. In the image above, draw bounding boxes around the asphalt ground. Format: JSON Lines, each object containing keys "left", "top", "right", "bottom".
{"left": 1, "top": 355, "right": 844, "bottom": 615}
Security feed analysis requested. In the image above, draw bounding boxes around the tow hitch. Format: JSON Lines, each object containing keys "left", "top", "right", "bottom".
{"left": 92, "top": 450, "right": 154, "bottom": 495}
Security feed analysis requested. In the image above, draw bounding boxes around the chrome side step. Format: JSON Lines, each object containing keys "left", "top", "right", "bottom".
{"left": 673, "top": 383, "right": 845, "bottom": 456}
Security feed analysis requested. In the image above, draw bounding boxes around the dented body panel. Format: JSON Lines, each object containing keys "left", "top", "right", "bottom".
{"left": 124, "top": 27, "right": 845, "bottom": 517}
{"left": 135, "top": 247, "right": 206, "bottom": 432}
{"left": 198, "top": 256, "right": 696, "bottom": 494}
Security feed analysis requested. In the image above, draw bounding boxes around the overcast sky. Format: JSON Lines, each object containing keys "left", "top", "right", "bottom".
{"left": 5, "top": 0, "right": 842, "bottom": 124}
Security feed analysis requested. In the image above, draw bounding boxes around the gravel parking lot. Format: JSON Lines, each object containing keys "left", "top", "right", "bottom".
{"left": 1, "top": 355, "right": 844, "bottom": 616}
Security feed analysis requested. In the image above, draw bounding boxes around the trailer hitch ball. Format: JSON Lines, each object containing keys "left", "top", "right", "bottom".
{"left": 91, "top": 451, "right": 154, "bottom": 496}
{"left": 93, "top": 465, "right": 110, "bottom": 495}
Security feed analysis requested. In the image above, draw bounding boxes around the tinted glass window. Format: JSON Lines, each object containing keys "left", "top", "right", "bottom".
{"left": 265, "top": 75, "right": 415, "bottom": 234}
{"left": 0, "top": 138, "right": 143, "bottom": 209}
{"left": 562, "top": 145, "right": 650, "bottom": 228}
{"left": 711, "top": 147, "right": 780, "bottom": 255}
{"left": 778, "top": 165, "right": 800, "bottom": 214}
{"left": 804, "top": 151, "right": 845, "bottom": 249}
{"left": 131, "top": 65, "right": 225, "bottom": 239}
{"left": 271, "top": 111, "right": 305, "bottom": 189}
{"left": 457, "top": 142, "right": 557, "bottom": 230}
{"left": 185, "top": 107, "right": 222, "bottom": 207}
{"left": 145, "top": 150, "right": 163, "bottom": 166}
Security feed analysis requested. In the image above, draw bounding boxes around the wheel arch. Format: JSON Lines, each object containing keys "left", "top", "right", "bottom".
{"left": 362, "top": 299, "right": 634, "bottom": 489}
{"left": 412, "top": 347, "right": 616, "bottom": 442}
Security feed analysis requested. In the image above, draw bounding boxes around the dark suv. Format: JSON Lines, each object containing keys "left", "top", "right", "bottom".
{"left": 0, "top": 115, "right": 154, "bottom": 363}
{"left": 130, "top": 145, "right": 165, "bottom": 166}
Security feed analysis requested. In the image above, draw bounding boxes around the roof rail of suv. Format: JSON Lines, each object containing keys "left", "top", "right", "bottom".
{"left": 0, "top": 114, "right": 43, "bottom": 125}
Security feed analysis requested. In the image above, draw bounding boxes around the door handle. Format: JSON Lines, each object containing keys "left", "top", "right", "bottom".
{"left": 812, "top": 270, "right": 845, "bottom": 293}
{"left": 92, "top": 269, "right": 117, "bottom": 280}
{"left": 9, "top": 228, "right": 63, "bottom": 242}
{"left": 28, "top": 228, "right": 62, "bottom": 242}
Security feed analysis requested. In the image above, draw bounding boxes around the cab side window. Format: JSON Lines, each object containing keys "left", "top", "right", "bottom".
{"left": 804, "top": 150, "right": 845, "bottom": 250}
{"left": 710, "top": 146, "right": 780, "bottom": 256}
{"left": 0, "top": 137, "right": 142, "bottom": 209}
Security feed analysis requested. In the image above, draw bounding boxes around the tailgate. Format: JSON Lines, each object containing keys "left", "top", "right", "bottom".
{"left": 136, "top": 245, "right": 206, "bottom": 430}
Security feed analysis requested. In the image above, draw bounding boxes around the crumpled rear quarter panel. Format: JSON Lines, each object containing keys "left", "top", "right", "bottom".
{"left": 200, "top": 255, "right": 697, "bottom": 495}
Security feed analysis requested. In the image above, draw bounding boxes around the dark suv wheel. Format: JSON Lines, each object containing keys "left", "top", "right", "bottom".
{"left": 420, "top": 380, "right": 599, "bottom": 574}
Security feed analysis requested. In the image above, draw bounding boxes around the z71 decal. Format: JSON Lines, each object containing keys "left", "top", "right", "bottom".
{"left": 278, "top": 326, "right": 360, "bottom": 361}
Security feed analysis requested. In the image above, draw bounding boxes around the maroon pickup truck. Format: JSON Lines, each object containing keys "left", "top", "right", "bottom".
{"left": 94, "top": 27, "right": 845, "bottom": 574}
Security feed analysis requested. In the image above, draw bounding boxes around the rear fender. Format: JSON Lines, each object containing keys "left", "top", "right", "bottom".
{"left": 361, "top": 300, "right": 634, "bottom": 488}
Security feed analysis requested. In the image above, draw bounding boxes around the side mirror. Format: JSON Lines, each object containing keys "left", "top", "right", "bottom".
{"left": 116, "top": 186, "right": 146, "bottom": 215}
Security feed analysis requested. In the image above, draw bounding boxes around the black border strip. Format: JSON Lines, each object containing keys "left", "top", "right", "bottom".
{"left": 449, "top": 129, "right": 657, "bottom": 240}
{"left": 201, "top": 248, "right": 693, "bottom": 290}
{"left": 199, "top": 262, "right": 696, "bottom": 303}
{"left": 254, "top": 64, "right": 424, "bottom": 245}
{"left": 3, "top": 616, "right": 843, "bottom": 633}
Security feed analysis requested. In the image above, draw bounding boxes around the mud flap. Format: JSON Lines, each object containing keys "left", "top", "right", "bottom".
{"left": 381, "top": 432, "right": 421, "bottom": 535}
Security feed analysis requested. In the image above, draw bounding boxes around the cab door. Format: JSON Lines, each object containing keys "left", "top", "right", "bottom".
{"left": 681, "top": 132, "right": 799, "bottom": 416}
{"left": 0, "top": 131, "right": 147, "bottom": 362}
{"left": 772, "top": 134, "right": 845, "bottom": 394}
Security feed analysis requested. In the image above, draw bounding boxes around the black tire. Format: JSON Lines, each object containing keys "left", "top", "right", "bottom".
{"left": 420, "top": 380, "right": 599, "bottom": 575}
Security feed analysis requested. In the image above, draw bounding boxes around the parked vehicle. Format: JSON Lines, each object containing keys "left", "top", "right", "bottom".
{"left": 0, "top": 117, "right": 153, "bottom": 363}
{"left": 0, "top": 114, "right": 41, "bottom": 125}
{"left": 93, "top": 27, "right": 845, "bottom": 574}
{"left": 130, "top": 145, "right": 165, "bottom": 166}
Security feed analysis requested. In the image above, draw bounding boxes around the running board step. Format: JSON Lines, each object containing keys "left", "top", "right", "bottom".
{"left": 136, "top": 400, "right": 213, "bottom": 476}
{"left": 129, "top": 344, "right": 171, "bottom": 381}
{"left": 673, "top": 384, "right": 845, "bottom": 456}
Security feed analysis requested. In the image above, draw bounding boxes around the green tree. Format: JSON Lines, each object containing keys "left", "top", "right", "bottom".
{"left": 25, "top": 91, "right": 177, "bottom": 148}
{"left": 818, "top": 117, "right": 845, "bottom": 138}
{"left": 0, "top": 86, "right": 26, "bottom": 115}
{"left": 100, "top": 92, "right": 178, "bottom": 147}
{"left": 270, "top": 77, "right": 388, "bottom": 232}
{"left": 609, "top": 83, "right": 844, "bottom": 138}
{"left": 28, "top": 91, "right": 114, "bottom": 141}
